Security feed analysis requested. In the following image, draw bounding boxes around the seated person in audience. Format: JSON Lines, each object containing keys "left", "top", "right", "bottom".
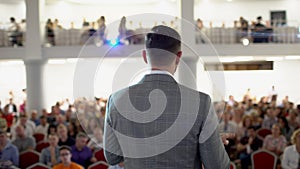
{"left": 35, "top": 115, "right": 49, "bottom": 138}
{"left": 250, "top": 111, "right": 262, "bottom": 130}
{"left": 12, "top": 125, "right": 36, "bottom": 153}
{"left": 219, "top": 111, "right": 237, "bottom": 156}
{"left": 0, "top": 128, "right": 19, "bottom": 167}
{"left": 263, "top": 123, "right": 287, "bottom": 156}
{"left": 282, "top": 129, "right": 300, "bottom": 169}
{"left": 71, "top": 132, "right": 97, "bottom": 168}
{"left": 87, "top": 127, "right": 103, "bottom": 151}
{"left": 219, "top": 111, "right": 237, "bottom": 133}
{"left": 67, "top": 122, "right": 78, "bottom": 140}
{"left": 262, "top": 107, "right": 278, "bottom": 130}
{"left": 237, "top": 126, "right": 263, "bottom": 169}
{"left": 1, "top": 105, "right": 14, "bottom": 132}
{"left": 57, "top": 124, "right": 75, "bottom": 146}
{"left": 48, "top": 124, "right": 57, "bottom": 136}
{"left": 11, "top": 113, "right": 36, "bottom": 140}
{"left": 40, "top": 134, "right": 60, "bottom": 167}
{"left": 53, "top": 145, "right": 83, "bottom": 169}
{"left": 30, "top": 110, "right": 40, "bottom": 126}
{"left": 236, "top": 115, "right": 253, "bottom": 141}
{"left": 287, "top": 110, "right": 300, "bottom": 131}
{"left": 55, "top": 114, "right": 67, "bottom": 126}
{"left": 278, "top": 116, "right": 293, "bottom": 143}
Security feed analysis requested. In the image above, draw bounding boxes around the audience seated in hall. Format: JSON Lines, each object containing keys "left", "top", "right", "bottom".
{"left": 57, "top": 124, "right": 75, "bottom": 147}
{"left": 40, "top": 133, "right": 60, "bottom": 167}
{"left": 1, "top": 88, "right": 300, "bottom": 169}
{"left": 12, "top": 125, "right": 36, "bottom": 153}
{"left": 71, "top": 132, "right": 97, "bottom": 168}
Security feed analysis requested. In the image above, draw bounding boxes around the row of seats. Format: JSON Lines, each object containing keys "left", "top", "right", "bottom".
{"left": 229, "top": 149, "right": 277, "bottom": 169}
{"left": 20, "top": 161, "right": 107, "bottom": 169}
{"left": 19, "top": 148, "right": 108, "bottom": 169}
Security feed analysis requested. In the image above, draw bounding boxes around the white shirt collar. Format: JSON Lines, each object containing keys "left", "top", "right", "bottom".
{"left": 149, "top": 70, "right": 174, "bottom": 77}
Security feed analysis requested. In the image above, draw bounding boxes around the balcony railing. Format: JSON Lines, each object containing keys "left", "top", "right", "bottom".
{"left": 0, "top": 26, "right": 299, "bottom": 47}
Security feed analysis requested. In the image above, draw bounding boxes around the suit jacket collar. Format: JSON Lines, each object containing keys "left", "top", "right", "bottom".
{"left": 139, "top": 74, "right": 177, "bottom": 84}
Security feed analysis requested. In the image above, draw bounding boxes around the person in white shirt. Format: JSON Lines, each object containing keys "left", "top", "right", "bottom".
{"left": 10, "top": 113, "right": 36, "bottom": 140}
{"left": 282, "top": 129, "right": 300, "bottom": 169}
{"left": 35, "top": 115, "right": 49, "bottom": 139}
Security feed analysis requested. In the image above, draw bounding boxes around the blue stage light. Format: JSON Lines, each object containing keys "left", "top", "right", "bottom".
{"left": 109, "top": 39, "right": 119, "bottom": 46}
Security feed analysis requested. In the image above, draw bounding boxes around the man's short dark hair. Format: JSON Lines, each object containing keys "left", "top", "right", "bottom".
{"left": 59, "top": 145, "right": 71, "bottom": 152}
{"left": 145, "top": 25, "right": 181, "bottom": 55}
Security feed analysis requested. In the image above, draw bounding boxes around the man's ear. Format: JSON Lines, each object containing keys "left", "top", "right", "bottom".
{"left": 175, "top": 51, "right": 182, "bottom": 65}
{"left": 142, "top": 50, "right": 148, "bottom": 64}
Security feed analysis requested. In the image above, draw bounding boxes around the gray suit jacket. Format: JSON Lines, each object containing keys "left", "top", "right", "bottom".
{"left": 104, "top": 74, "right": 229, "bottom": 169}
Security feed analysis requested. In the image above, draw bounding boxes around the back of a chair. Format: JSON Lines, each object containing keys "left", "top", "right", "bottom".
{"left": 88, "top": 161, "right": 109, "bottom": 169}
{"left": 27, "top": 163, "right": 51, "bottom": 169}
{"left": 257, "top": 128, "right": 272, "bottom": 139}
{"left": 230, "top": 162, "right": 236, "bottom": 169}
{"left": 251, "top": 149, "right": 277, "bottom": 169}
{"left": 94, "top": 149, "right": 106, "bottom": 162}
{"left": 36, "top": 141, "right": 50, "bottom": 152}
{"left": 33, "top": 133, "right": 45, "bottom": 144}
{"left": 19, "top": 150, "right": 41, "bottom": 169}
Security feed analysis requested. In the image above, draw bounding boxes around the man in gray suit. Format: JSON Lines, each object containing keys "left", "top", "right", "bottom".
{"left": 104, "top": 25, "right": 230, "bottom": 169}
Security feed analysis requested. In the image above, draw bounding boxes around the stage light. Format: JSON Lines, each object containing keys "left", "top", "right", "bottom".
{"left": 241, "top": 38, "right": 250, "bottom": 46}
{"left": 109, "top": 39, "right": 119, "bottom": 46}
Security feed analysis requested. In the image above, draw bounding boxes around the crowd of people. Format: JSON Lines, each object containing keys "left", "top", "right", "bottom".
{"left": 216, "top": 89, "right": 300, "bottom": 169}
{"left": 0, "top": 94, "right": 121, "bottom": 168}
{"left": 196, "top": 15, "right": 276, "bottom": 44}
{"left": 0, "top": 86, "right": 299, "bottom": 168}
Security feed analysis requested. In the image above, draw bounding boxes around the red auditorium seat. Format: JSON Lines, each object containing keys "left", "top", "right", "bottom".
{"left": 251, "top": 149, "right": 277, "bottom": 169}
{"left": 94, "top": 149, "right": 107, "bottom": 162}
{"left": 36, "top": 141, "right": 50, "bottom": 152}
{"left": 230, "top": 162, "right": 236, "bottom": 169}
{"left": 33, "top": 133, "right": 45, "bottom": 144}
{"left": 19, "top": 150, "right": 41, "bottom": 169}
{"left": 257, "top": 128, "right": 272, "bottom": 140}
{"left": 88, "top": 161, "right": 109, "bottom": 169}
{"left": 27, "top": 163, "right": 51, "bottom": 169}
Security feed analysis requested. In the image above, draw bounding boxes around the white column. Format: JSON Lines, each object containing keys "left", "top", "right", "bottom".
{"left": 178, "top": 58, "right": 198, "bottom": 90}
{"left": 25, "top": 0, "right": 44, "bottom": 59}
{"left": 25, "top": 60, "right": 46, "bottom": 112}
{"left": 178, "top": 0, "right": 198, "bottom": 90}
{"left": 180, "top": 0, "right": 195, "bottom": 45}
{"left": 24, "top": 0, "right": 46, "bottom": 113}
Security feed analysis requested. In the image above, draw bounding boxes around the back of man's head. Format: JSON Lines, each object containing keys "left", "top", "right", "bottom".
{"left": 145, "top": 25, "right": 181, "bottom": 66}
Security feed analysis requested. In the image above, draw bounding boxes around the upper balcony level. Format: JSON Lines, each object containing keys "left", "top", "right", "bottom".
{"left": 0, "top": 0, "right": 300, "bottom": 60}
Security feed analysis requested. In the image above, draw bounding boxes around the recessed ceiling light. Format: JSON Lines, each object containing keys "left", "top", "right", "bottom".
{"left": 266, "top": 57, "right": 283, "bottom": 61}
{"left": 285, "top": 56, "right": 300, "bottom": 60}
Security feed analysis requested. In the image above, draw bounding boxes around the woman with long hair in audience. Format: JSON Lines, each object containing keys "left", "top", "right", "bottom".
{"left": 263, "top": 123, "right": 287, "bottom": 156}
{"left": 236, "top": 115, "right": 253, "bottom": 141}
{"left": 67, "top": 122, "right": 78, "bottom": 140}
{"left": 278, "top": 116, "right": 293, "bottom": 143}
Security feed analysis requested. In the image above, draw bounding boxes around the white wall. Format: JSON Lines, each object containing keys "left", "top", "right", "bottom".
{"left": 44, "top": 0, "right": 179, "bottom": 29}
{"left": 0, "top": 1, "right": 26, "bottom": 28}
{"left": 203, "top": 60, "right": 300, "bottom": 105}
{"left": 0, "top": 61, "right": 26, "bottom": 106}
{"left": 1, "top": 58, "right": 299, "bottom": 110}
{"left": 1, "top": 0, "right": 299, "bottom": 30}
{"left": 194, "top": 0, "right": 300, "bottom": 27}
